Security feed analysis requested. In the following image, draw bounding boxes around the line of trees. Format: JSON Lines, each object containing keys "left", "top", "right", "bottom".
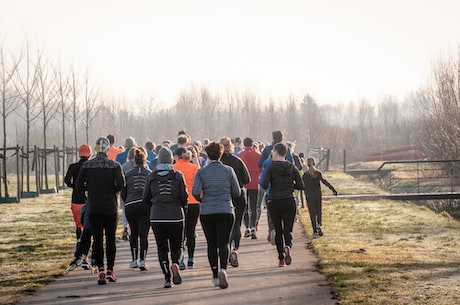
{"left": 0, "top": 40, "right": 458, "bottom": 195}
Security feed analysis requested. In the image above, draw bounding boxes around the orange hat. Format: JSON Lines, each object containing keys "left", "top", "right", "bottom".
{"left": 78, "top": 144, "right": 92, "bottom": 157}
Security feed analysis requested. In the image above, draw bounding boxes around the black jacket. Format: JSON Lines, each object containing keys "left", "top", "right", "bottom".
{"left": 64, "top": 158, "right": 88, "bottom": 204}
{"left": 76, "top": 153, "right": 125, "bottom": 215}
{"left": 143, "top": 167, "right": 188, "bottom": 223}
{"left": 221, "top": 154, "right": 250, "bottom": 188}
{"left": 261, "top": 160, "right": 304, "bottom": 200}
{"left": 121, "top": 166, "right": 151, "bottom": 206}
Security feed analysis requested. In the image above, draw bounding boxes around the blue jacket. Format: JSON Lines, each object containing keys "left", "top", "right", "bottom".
{"left": 258, "top": 143, "right": 293, "bottom": 168}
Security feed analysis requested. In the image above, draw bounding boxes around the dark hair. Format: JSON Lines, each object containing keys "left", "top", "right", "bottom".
{"left": 243, "top": 137, "right": 253, "bottom": 147}
{"left": 205, "top": 142, "right": 224, "bottom": 161}
{"left": 107, "top": 135, "right": 115, "bottom": 145}
{"left": 145, "top": 141, "right": 154, "bottom": 151}
{"left": 273, "top": 142, "right": 287, "bottom": 157}
{"left": 272, "top": 130, "right": 283, "bottom": 143}
{"left": 134, "top": 148, "right": 146, "bottom": 165}
{"left": 177, "top": 135, "right": 188, "bottom": 145}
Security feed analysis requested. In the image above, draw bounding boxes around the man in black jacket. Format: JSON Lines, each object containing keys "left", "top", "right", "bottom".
{"left": 76, "top": 137, "right": 125, "bottom": 285}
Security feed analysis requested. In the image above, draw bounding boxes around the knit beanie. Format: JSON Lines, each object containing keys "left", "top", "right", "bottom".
{"left": 95, "top": 137, "right": 110, "bottom": 154}
{"left": 78, "top": 144, "right": 92, "bottom": 158}
{"left": 158, "top": 147, "right": 173, "bottom": 164}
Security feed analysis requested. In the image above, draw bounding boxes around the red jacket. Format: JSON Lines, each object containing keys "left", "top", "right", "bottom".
{"left": 237, "top": 147, "right": 261, "bottom": 190}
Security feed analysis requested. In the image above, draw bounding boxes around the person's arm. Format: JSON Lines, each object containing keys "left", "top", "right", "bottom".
{"left": 238, "top": 157, "right": 251, "bottom": 185}
{"left": 293, "top": 167, "right": 304, "bottom": 190}
{"left": 230, "top": 169, "right": 242, "bottom": 198}
{"left": 258, "top": 147, "right": 269, "bottom": 168}
{"left": 260, "top": 165, "right": 272, "bottom": 190}
{"left": 178, "top": 172, "right": 189, "bottom": 208}
{"left": 64, "top": 165, "right": 73, "bottom": 188}
{"left": 320, "top": 172, "right": 337, "bottom": 195}
{"left": 113, "top": 164, "right": 125, "bottom": 192}
{"left": 142, "top": 175, "right": 153, "bottom": 206}
{"left": 191, "top": 171, "right": 203, "bottom": 202}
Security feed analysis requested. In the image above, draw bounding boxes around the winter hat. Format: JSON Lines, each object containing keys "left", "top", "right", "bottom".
{"left": 78, "top": 144, "right": 92, "bottom": 158}
{"left": 95, "top": 137, "right": 110, "bottom": 154}
{"left": 158, "top": 147, "right": 173, "bottom": 164}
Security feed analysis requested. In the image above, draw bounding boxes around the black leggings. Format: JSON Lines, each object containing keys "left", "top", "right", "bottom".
{"left": 88, "top": 212, "right": 118, "bottom": 270}
{"left": 125, "top": 203, "right": 150, "bottom": 261}
{"left": 151, "top": 222, "right": 184, "bottom": 275}
{"left": 267, "top": 198, "right": 296, "bottom": 260}
{"left": 200, "top": 213, "right": 235, "bottom": 276}
{"left": 230, "top": 194, "right": 247, "bottom": 250}
{"left": 184, "top": 204, "right": 200, "bottom": 259}
{"left": 247, "top": 189, "right": 258, "bottom": 228}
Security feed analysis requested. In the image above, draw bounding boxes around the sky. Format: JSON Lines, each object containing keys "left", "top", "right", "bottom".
{"left": 1, "top": 0, "right": 459, "bottom": 107}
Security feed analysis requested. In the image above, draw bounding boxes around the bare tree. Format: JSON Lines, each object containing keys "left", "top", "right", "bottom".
{"left": 68, "top": 65, "right": 83, "bottom": 157}
{"left": 14, "top": 41, "right": 40, "bottom": 192}
{"left": 82, "top": 71, "right": 103, "bottom": 144}
{"left": 0, "top": 41, "right": 22, "bottom": 197}
{"left": 35, "top": 51, "right": 59, "bottom": 190}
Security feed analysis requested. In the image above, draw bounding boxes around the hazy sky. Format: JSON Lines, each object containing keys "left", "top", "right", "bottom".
{"left": 1, "top": 0, "right": 459, "bottom": 106}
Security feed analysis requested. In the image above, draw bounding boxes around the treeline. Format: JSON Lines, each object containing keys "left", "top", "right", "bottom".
{"left": 1, "top": 41, "right": 459, "bottom": 174}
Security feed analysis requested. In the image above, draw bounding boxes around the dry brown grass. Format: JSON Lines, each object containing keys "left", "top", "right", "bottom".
{"left": 300, "top": 171, "right": 460, "bottom": 305}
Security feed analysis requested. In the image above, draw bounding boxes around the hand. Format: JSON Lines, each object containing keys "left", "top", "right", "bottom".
{"left": 333, "top": 190, "right": 338, "bottom": 196}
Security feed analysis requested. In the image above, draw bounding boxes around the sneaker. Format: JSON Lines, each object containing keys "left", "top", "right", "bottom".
{"left": 278, "top": 259, "right": 285, "bottom": 267}
{"left": 269, "top": 229, "right": 276, "bottom": 245}
{"left": 64, "top": 260, "right": 78, "bottom": 275}
{"left": 284, "top": 246, "right": 292, "bottom": 265}
{"left": 251, "top": 228, "right": 257, "bottom": 239}
{"left": 171, "top": 263, "right": 182, "bottom": 285}
{"left": 179, "top": 257, "right": 186, "bottom": 270}
{"left": 164, "top": 278, "right": 172, "bottom": 288}
{"left": 122, "top": 227, "right": 129, "bottom": 241}
{"left": 244, "top": 229, "right": 251, "bottom": 238}
{"left": 106, "top": 270, "right": 117, "bottom": 282}
{"left": 212, "top": 277, "right": 219, "bottom": 287}
{"left": 97, "top": 271, "right": 107, "bottom": 285}
{"left": 139, "top": 260, "right": 148, "bottom": 271}
{"left": 317, "top": 227, "right": 324, "bottom": 237}
{"left": 312, "top": 232, "right": 319, "bottom": 239}
{"left": 217, "top": 269, "right": 228, "bottom": 289}
{"left": 130, "top": 260, "right": 139, "bottom": 268}
{"left": 229, "top": 250, "right": 239, "bottom": 268}
{"left": 81, "top": 257, "right": 90, "bottom": 270}
{"left": 187, "top": 258, "right": 194, "bottom": 269}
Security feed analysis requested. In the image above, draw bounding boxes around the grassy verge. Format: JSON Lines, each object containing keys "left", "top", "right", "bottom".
{"left": 299, "top": 171, "right": 460, "bottom": 305}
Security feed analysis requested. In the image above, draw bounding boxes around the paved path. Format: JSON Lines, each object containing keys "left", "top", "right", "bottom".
{"left": 19, "top": 210, "right": 337, "bottom": 305}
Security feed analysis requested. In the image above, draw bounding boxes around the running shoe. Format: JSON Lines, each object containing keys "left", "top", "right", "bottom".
{"left": 106, "top": 270, "right": 117, "bottom": 282}
{"left": 121, "top": 227, "right": 129, "bottom": 241}
{"left": 64, "top": 260, "right": 78, "bottom": 275}
{"left": 269, "top": 229, "right": 276, "bottom": 245}
{"left": 218, "top": 269, "right": 228, "bottom": 289}
{"left": 251, "top": 228, "right": 257, "bottom": 239}
{"left": 278, "top": 259, "right": 286, "bottom": 267}
{"left": 212, "top": 277, "right": 220, "bottom": 287}
{"left": 187, "top": 258, "right": 194, "bottom": 269}
{"left": 97, "top": 271, "right": 107, "bottom": 285}
{"left": 313, "top": 232, "right": 319, "bottom": 239}
{"left": 284, "top": 246, "right": 292, "bottom": 265}
{"left": 229, "top": 250, "right": 239, "bottom": 268}
{"left": 171, "top": 263, "right": 182, "bottom": 285}
{"left": 244, "top": 229, "right": 251, "bottom": 238}
{"left": 139, "top": 260, "right": 148, "bottom": 271}
{"left": 317, "top": 227, "right": 324, "bottom": 237}
{"left": 81, "top": 256, "right": 91, "bottom": 270}
{"left": 164, "top": 278, "right": 172, "bottom": 288}
{"left": 179, "top": 257, "right": 186, "bottom": 270}
{"left": 130, "top": 260, "right": 139, "bottom": 268}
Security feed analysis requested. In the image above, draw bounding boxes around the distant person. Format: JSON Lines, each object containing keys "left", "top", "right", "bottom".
{"left": 173, "top": 147, "right": 200, "bottom": 269}
{"left": 192, "top": 141, "right": 241, "bottom": 289}
{"left": 121, "top": 148, "right": 151, "bottom": 271}
{"left": 143, "top": 147, "right": 188, "bottom": 288}
{"left": 145, "top": 141, "right": 158, "bottom": 170}
{"left": 121, "top": 147, "right": 137, "bottom": 241}
{"left": 258, "top": 130, "right": 293, "bottom": 167}
{"left": 302, "top": 157, "right": 337, "bottom": 238}
{"left": 76, "top": 137, "right": 125, "bottom": 285}
{"left": 261, "top": 142, "right": 304, "bottom": 267}
{"left": 115, "top": 136, "right": 136, "bottom": 165}
{"left": 170, "top": 130, "right": 189, "bottom": 152}
{"left": 106, "top": 135, "right": 123, "bottom": 161}
{"left": 64, "top": 144, "right": 92, "bottom": 270}
{"left": 220, "top": 137, "right": 250, "bottom": 269}
{"left": 233, "top": 137, "right": 243, "bottom": 155}
{"left": 237, "top": 137, "right": 261, "bottom": 238}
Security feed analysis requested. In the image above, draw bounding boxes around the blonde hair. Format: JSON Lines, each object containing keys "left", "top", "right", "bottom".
{"left": 219, "top": 137, "right": 234, "bottom": 155}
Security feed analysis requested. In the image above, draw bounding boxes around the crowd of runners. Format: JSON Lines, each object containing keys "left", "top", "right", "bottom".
{"left": 64, "top": 130, "right": 337, "bottom": 289}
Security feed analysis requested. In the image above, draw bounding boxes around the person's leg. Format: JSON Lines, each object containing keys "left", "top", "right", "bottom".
{"left": 200, "top": 214, "right": 219, "bottom": 279}
{"left": 305, "top": 193, "right": 318, "bottom": 234}
{"left": 138, "top": 204, "right": 150, "bottom": 261}
{"left": 88, "top": 213, "right": 104, "bottom": 269}
{"left": 71, "top": 203, "right": 83, "bottom": 258}
{"left": 185, "top": 205, "right": 200, "bottom": 264}
{"left": 247, "top": 189, "right": 258, "bottom": 231}
{"left": 105, "top": 213, "right": 118, "bottom": 271}
{"left": 169, "top": 222, "right": 184, "bottom": 264}
{"left": 152, "top": 223, "right": 171, "bottom": 278}
{"left": 215, "top": 213, "right": 235, "bottom": 270}
{"left": 125, "top": 205, "right": 139, "bottom": 262}
{"left": 230, "top": 195, "right": 246, "bottom": 250}
{"left": 267, "top": 200, "right": 284, "bottom": 260}
{"left": 281, "top": 198, "right": 297, "bottom": 249}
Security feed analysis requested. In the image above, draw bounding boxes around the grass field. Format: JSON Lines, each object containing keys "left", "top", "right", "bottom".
{"left": 1, "top": 171, "right": 460, "bottom": 304}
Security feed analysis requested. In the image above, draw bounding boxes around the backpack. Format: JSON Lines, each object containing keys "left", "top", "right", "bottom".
{"left": 150, "top": 170, "right": 181, "bottom": 204}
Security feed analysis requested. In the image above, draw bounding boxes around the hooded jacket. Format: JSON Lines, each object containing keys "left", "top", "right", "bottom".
{"left": 261, "top": 160, "right": 304, "bottom": 200}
